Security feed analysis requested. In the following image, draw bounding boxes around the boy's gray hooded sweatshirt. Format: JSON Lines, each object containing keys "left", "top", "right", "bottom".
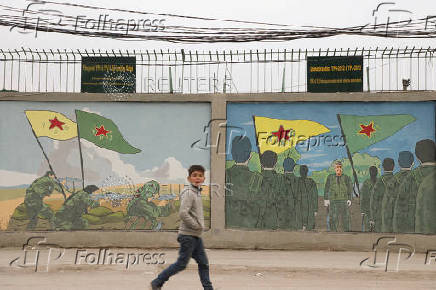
{"left": 178, "top": 184, "right": 204, "bottom": 237}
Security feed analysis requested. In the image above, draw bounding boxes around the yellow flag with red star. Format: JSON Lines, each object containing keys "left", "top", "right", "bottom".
{"left": 25, "top": 110, "right": 78, "bottom": 140}
{"left": 254, "top": 116, "right": 330, "bottom": 154}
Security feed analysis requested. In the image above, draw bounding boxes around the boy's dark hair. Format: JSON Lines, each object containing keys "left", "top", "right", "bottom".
{"left": 188, "top": 165, "right": 205, "bottom": 176}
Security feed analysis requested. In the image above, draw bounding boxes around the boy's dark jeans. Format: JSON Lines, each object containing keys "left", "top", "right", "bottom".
{"left": 152, "top": 234, "right": 213, "bottom": 290}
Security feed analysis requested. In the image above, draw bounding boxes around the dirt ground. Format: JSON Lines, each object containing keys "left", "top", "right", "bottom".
{"left": 1, "top": 248, "right": 435, "bottom": 290}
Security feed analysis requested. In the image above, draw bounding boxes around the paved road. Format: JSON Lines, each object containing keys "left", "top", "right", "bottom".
{"left": 1, "top": 248, "right": 435, "bottom": 289}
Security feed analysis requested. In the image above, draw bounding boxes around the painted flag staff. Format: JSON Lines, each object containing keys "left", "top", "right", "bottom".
{"left": 336, "top": 113, "right": 416, "bottom": 197}
{"left": 336, "top": 114, "right": 361, "bottom": 197}
{"left": 25, "top": 110, "right": 79, "bottom": 200}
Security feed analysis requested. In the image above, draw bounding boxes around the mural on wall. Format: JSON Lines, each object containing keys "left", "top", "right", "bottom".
{"left": 0, "top": 102, "right": 211, "bottom": 231}
{"left": 226, "top": 102, "right": 436, "bottom": 234}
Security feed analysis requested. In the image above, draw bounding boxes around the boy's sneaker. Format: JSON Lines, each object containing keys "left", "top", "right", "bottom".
{"left": 150, "top": 282, "right": 161, "bottom": 290}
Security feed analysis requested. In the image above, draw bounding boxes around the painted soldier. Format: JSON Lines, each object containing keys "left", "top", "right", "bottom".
{"left": 371, "top": 158, "right": 399, "bottom": 233}
{"left": 323, "top": 161, "right": 353, "bottom": 232}
{"left": 225, "top": 136, "right": 261, "bottom": 228}
{"left": 296, "top": 165, "right": 318, "bottom": 231}
{"left": 393, "top": 151, "right": 418, "bottom": 233}
{"left": 257, "top": 150, "right": 281, "bottom": 229}
{"left": 414, "top": 139, "right": 436, "bottom": 234}
{"left": 279, "top": 158, "right": 298, "bottom": 230}
{"left": 126, "top": 180, "right": 172, "bottom": 230}
{"left": 360, "top": 166, "right": 378, "bottom": 232}
{"left": 55, "top": 185, "right": 99, "bottom": 230}
{"left": 24, "top": 171, "right": 63, "bottom": 230}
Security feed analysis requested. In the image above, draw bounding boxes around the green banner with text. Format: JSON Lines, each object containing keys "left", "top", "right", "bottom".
{"left": 81, "top": 57, "right": 136, "bottom": 93}
{"left": 307, "top": 56, "right": 363, "bottom": 93}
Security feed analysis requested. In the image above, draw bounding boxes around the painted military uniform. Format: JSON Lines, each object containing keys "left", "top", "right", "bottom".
{"left": 296, "top": 176, "right": 318, "bottom": 230}
{"left": 278, "top": 172, "right": 297, "bottom": 230}
{"left": 225, "top": 165, "right": 261, "bottom": 228}
{"left": 360, "top": 178, "right": 376, "bottom": 232}
{"left": 380, "top": 173, "right": 399, "bottom": 233}
{"left": 126, "top": 180, "right": 172, "bottom": 229}
{"left": 393, "top": 170, "right": 418, "bottom": 233}
{"left": 55, "top": 190, "right": 98, "bottom": 230}
{"left": 256, "top": 169, "right": 281, "bottom": 229}
{"left": 324, "top": 174, "right": 353, "bottom": 232}
{"left": 414, "top": 165, "right": 436, "bottom": 234}
{"left": 24, "top": 176, "right": 63, "bottom": 230}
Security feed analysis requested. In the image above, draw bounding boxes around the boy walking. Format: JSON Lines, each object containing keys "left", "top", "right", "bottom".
{"left": 151, "top": 165, "right": 213, "bottom": 290}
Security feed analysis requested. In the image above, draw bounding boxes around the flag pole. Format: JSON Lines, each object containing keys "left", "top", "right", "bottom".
{"left": 26, "top": 118, "right": 66, "bottom": 200}
{"left": 75, "top": 110, "right": 85, "bottom": 189}
{"left": 336, "top": 114, "right": 361, "bottom": 197}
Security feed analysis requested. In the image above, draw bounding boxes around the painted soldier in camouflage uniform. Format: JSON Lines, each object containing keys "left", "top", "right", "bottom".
{"left": 370, "top": 158, "right": 398, "bottom": 233}
{"left": 324, "top": 161, "right": 353, "bottom": 232}
{"left": 257, "top": 150, "right": 281, "bottom": 229}
{"left": 393, "top": 151, "right": 418, "bottom": 233}
{"left": 279, "top": 158, "right": 298, "bottom": 230}
{"left": 360, "top": 166, "right": 378, "bottom": 232}
{"left": 297, "top": 165, "right": 318, "bottom": 231}
{"left": 55, "top": 185, "right": 99, "bottom": 230}
{"left": 380, "top": 158, "right": 400, "bottom": 233}
{"left": 126, "top": 180, "right": 172, "bottom": 229}
{"left": 225, "top": 136, "right": 261, "bottom": 228}
{"left": 414, "top": 139, "right": 436, "bottom": 234}
{"left": 24, "top": 171, "right": 63, "bottom": 230}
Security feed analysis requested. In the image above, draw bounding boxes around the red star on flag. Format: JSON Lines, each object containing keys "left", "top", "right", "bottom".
{"left": 272, "top": 125, "right": 291, "bottom": 142}
{"left": 95, "top": 125, "right": 111, "bottom": 137}
{"left": 359, "top": 122, "right": 376, "bottom": 137}
{"left": 49, "top": 116, "right": 65, "bottom": 130}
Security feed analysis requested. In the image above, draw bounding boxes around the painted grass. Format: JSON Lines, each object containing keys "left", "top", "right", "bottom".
{"left": 0, "top": 188, "right": 26, "bottom": 201}
{"left": 0, "top": 197, "right": 24, "bottom": 230}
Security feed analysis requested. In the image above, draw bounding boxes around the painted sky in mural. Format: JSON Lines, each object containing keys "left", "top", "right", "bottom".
{"left": 226, "top": 102, "right": 435, "bottom": 173}
{"left": 0, "top": 102, "right": 211, "bottom": 188}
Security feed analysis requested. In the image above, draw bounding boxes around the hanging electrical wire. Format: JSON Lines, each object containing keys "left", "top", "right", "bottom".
{"left": 0, "top": 1, "right": 436, "bottom": 43}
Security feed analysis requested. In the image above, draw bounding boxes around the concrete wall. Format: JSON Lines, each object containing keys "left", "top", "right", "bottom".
{"left": 0, "top": 91, "right": 435, "bottom": 252}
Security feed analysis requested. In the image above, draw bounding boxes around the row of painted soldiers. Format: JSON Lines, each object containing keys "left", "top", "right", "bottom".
{"left": 227, "top": 136, "right": 436, "bottom": 234}
{"left": 226, "top": 136, "right": 319, "bottom": 230}
{"left": 359, "top": 139, "right": 436, "bottom": 234}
